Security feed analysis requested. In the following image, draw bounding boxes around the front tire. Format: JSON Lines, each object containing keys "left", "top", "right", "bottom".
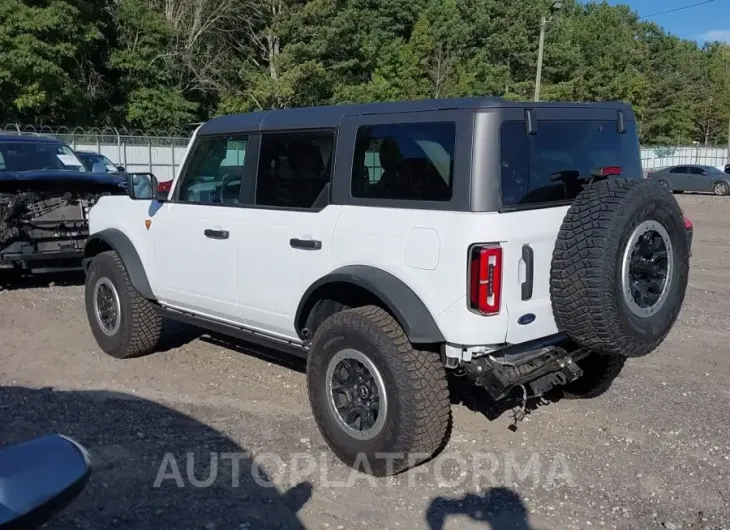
{"left": 307, "top": 305, "right": 450, "bottom": 476}
{"left": 85, "top": 251, "right": 164, "bottom": 359}
{"left": 713, "top": 181, "right": 729, "bottom": 196}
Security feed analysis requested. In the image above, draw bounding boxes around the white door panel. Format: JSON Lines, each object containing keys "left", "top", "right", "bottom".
{"left": 151, "top": 203, "right": 241, "bottom": 322}
{"left": 235, "top": 206, "right": 342, "bottom": 339}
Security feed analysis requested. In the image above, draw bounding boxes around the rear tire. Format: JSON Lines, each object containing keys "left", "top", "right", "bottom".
{"left": 85, "top": 251, "right": 164, "bottom": 359}
{"left": 563, "top": 352, "right": 626, "bottom": 399}
{"left": 307, "top": 305, "right": 450, "bottom": 476}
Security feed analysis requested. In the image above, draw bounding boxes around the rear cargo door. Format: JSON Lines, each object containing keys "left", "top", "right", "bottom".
{"left": 499, "top": 111, "right": 643, "bottom": 345}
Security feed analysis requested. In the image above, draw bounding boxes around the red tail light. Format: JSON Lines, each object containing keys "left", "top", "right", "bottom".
{"left": 157, "top": 180, "right": 173, "bottom": 194}
{"left": 683, "top": 215, "right": 693, "bottom": 230}
{"left": 600, "top": 166, "right": 622, "bottom": 177}
{"left": 469, "top": 244, "right": 503, "bottom": 315}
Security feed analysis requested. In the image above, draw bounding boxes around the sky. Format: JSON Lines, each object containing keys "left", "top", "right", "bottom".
{"left": 608, "top": 0, "right": 730, "bottom": 43}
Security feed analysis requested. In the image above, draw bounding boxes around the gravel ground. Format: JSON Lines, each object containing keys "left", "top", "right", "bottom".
{"left": 1, "top": 194, "right": 729, "bottom": 530}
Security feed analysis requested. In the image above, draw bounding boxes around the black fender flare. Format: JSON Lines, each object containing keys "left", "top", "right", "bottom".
{"left": 295, "top": 265, "right": 445, "bottom": 344}
{"left": 83, "top": 229, "right": 155, "bottom": 300}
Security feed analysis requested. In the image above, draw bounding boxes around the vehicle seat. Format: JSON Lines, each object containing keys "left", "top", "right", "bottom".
{"left": 287, "top": 141, "right": 325, "bottom": 208}
{"left": 369, "top": 137, "right": 403, "bottom": 198}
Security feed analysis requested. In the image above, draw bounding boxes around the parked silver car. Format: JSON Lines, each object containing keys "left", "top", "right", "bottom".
{"left": 647, "top": 164, "right": 730, "bottom": 195}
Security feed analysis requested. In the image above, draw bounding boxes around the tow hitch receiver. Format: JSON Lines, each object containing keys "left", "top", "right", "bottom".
{"left": 528, "top": 361, "right": 583, "bottom": 395}
{"left": 466, "top": 340, "right": 587, "bottom": 401}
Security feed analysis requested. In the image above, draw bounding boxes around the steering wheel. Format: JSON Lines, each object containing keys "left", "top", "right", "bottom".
{"left": 216, "top": 172, "right": 241, "bottom": 204}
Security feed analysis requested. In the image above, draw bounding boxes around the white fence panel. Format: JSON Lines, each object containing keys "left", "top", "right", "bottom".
{"left": 641, "top": 146, "right": 729, "bottom": 171}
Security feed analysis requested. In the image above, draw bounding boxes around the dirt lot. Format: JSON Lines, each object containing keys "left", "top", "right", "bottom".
{"left": 1, "top": 194, "right": 729, "bottom": 530}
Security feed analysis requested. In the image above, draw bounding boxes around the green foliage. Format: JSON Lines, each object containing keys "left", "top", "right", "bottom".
{"left": 1, "top": 0, "right": 728, "bottom": 145}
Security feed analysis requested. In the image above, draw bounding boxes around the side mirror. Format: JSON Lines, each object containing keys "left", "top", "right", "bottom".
{"left": 126, "top": 173, "right": 168, "bottom": 201}
{"left": 116, "top": 165, "right": 125, "bottom": 173}
{"left": 0, "top": 434, "right": 91, "bottom": 530}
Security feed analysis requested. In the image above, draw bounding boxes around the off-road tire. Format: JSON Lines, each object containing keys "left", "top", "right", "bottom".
{"left": 85, "top": 250, "right": 164, "bottom": 359}
{"left": 563, "top": 352, "right": 627, "bottom": 399}
{"left": 551, "top": 178, "right": 690, "bottom": 358}
{"left": 307, "top": 305, "right": 450, "bottom": 476}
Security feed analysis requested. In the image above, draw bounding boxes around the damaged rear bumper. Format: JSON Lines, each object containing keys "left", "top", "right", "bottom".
{"left": 453, "top": 334, "right": 592, "bottom": 401}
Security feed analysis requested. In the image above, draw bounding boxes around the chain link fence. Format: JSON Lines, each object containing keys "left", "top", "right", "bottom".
{"left": 3, "top": 123, "right": 729, "bottom": 181}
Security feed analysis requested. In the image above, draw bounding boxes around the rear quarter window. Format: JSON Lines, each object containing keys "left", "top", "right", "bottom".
{"left": 500, "top": 119, "right": 643, "bottom": 208}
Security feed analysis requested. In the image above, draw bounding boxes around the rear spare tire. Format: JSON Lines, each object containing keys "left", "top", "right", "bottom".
{"left": 551, "top": 178, "right": 690, "bottom": 358}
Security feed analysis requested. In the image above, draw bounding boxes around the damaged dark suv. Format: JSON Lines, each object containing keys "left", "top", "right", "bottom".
{"left": 0, "top": 133, "right": 127, "bottom": 272}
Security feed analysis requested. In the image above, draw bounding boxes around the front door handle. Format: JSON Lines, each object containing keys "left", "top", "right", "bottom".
{"left": 204, "top": 229, "right": 229, "bottom": 240}
{"left": 290, "top": 238, "right": 322, "bottom": 251}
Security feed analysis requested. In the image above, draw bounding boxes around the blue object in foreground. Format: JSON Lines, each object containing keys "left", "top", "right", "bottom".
{"left": 0, "top": 434, "right": 91, "bottom": 530}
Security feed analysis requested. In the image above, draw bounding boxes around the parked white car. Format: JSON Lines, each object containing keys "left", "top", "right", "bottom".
{"left": 81, "top": 97, "right": 692, "bottom": 475}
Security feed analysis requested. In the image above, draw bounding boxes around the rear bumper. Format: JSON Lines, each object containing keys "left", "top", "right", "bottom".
{"left": 465, "top": 335, "right": 589, "bottom": 400}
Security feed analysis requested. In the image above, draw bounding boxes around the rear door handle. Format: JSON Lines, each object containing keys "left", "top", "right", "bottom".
{"left": 521, "top": 244, "right": 534, "bottom": 301}
{"left": 290, "top": 238, "right": 322, "bottom": 251}
{"left": 204, "top": 229, "right": 229, "bottom": 240}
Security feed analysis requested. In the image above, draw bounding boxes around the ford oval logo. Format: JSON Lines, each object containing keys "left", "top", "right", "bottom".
{"left": 518, "top": 313, "right": 536, "bottom": 326}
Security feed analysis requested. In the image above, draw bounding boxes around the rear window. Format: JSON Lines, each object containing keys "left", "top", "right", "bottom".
{"left": 500, "top": 120, "right": 642, "bottom": 208}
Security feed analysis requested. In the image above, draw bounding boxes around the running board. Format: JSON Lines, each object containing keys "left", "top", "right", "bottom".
{"left": 154, "top": 306, "right": 309, "bottom": 359}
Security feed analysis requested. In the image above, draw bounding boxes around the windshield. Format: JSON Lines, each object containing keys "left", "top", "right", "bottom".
{"left": 0, "top": 142, "right": 87, "bottom": 172}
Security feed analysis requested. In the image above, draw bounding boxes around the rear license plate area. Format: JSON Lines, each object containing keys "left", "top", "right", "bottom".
{"left": 528, "top": 361, "right": 583, "bottom": 395}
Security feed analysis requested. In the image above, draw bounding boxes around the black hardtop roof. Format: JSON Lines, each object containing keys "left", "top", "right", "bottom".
{"left": 198, "top": 97, "right": 633, "bottom": 136}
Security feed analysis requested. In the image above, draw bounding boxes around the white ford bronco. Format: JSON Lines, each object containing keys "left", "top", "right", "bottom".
{"left": 82, "top": 97, "right": 692, "bottom": 476}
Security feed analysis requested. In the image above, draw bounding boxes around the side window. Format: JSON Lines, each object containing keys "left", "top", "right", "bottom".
{"left": 670, "top": 167, "right": 687, "bottom": 174}
{"left": 351, "top": 122, "right": 455, "bottom": 202}
{"left": 689, "top": 167, "right": 705, "bottom": 175}
{"left": 255, "top": 131, "right": 334, "bottom": 209}
{"left": 500, "top": 122, "right": 530, "bottom": 207}
{"left": 0, "top": 150, "right": 4, "bottom": 170}
{"left": 177, "top": 135, "right": 249, "bottom": 205}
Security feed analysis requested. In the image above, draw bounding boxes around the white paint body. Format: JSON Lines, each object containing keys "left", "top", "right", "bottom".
{"left": 89, "top": 128, "right": 568, "bottom": 354}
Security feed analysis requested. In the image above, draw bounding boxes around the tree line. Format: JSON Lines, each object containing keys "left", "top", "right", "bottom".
{"left": 1, "top": 0, "right": 728, "bottom": 145}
